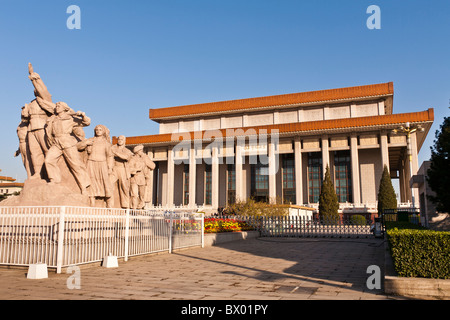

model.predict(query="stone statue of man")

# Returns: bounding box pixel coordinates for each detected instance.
[22,64,54,179]
[14,106,32,178]
[111,135,134,208]
[129,144,155,209]
[44,102,91,195]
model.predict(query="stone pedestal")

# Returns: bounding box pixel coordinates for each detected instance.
[0,178,90,207]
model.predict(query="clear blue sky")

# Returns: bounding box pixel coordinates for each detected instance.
[0,0,449,183]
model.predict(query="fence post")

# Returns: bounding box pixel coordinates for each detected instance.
[265,216,268,237]
[168,211,173,253]
[124,209,130,262]
[201,212,205,248]
[56,206,66,274]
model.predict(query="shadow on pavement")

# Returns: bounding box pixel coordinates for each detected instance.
[175,237,387,296]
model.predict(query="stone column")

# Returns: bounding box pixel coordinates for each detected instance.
[380,131,390,172]
[350,134,361,205]
[189,145,197,208]
[294,138,303,205]
[235,143,244,201]
[321,135,329,174]
[166,147,174,207]
[409,132,420,208]
[268,138,276,204]
[399,162,406,203]
[211,146,219,209]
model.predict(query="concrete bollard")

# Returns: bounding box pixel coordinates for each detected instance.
[27,263,48,279]
[102,254,118,268]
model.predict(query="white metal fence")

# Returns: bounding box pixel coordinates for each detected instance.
[224,215,373,238]
[0,206,203,273]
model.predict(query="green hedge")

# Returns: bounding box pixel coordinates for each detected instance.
[385,221,427,231]
[387,226,450,279]
[350,215,367,225]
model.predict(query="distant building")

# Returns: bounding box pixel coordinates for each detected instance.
[118,82,434,217]
[0,176,23,197]
[410,161,438,227]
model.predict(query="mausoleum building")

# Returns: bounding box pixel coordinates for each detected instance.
[119,82,434,216]
[0,175,24,197]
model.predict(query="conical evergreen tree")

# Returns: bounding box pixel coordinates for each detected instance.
[377,165,397,215]
[427,116,450,213]
[319,165,339,223]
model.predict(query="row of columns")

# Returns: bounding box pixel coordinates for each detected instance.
[153,131,418,208]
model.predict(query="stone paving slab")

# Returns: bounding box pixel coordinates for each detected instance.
[0,237,411,301]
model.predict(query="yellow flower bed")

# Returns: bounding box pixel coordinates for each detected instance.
[204,218,254,233]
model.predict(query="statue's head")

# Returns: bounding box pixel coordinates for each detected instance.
[117,135,126,146]
[94,124,110,142]
[55,102,71,114]
[133,144,144,154]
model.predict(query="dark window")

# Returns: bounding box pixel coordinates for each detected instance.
[205,164,212,205]
[183,164,189,206]
[227,164,236,205]
[251,163,269,202]
[308,152,322,203]
[282,154,296,204]
[334,151,352,203]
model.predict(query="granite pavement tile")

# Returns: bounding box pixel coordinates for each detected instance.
[0,237,410,301]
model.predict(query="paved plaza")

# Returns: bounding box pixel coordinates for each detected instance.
[0,237,410,300]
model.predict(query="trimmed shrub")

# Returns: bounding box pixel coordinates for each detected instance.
[225,198,289,217]
[350,215,367,226]
[387,227,450,279]
[385,221,427,230]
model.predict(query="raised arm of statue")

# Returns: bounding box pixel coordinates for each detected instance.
[36,96,56,115]
[79,112,91,127]
[28,63,52,102]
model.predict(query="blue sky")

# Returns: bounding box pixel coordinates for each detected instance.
[0,0,449,183]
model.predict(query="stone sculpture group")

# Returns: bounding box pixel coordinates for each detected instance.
[6,64,155,209]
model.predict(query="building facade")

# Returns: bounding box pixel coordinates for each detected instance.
[411,161,438,227]
[119,82,434,216]
[0,176,23,197]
